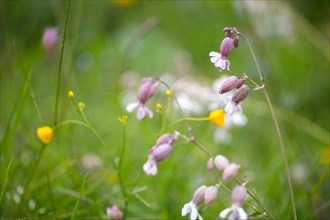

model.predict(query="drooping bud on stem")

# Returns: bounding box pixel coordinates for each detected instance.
[232,84,250,105]
[219,76,239,94]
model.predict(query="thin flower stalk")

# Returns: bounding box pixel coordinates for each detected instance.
[238,32,297,220]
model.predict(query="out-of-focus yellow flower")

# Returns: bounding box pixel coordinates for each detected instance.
[37,126,53,144]
[209,109,225,127]
[112,0,137,7]
[166,89,172,97]
[320,147,330,165]
[68,90,74,98]
[156,103,162,111]
[118,115,128,124]
[78,102,86,109]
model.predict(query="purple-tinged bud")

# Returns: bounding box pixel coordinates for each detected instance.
[232,84,249,105]
[137,78,158,104]
[233,36,240,48]
[223,27,233,37]
[42,27,58,57]
[231,185,247,206]
[207,158,214,172]
[235,77,247,89]
[151,144,173,162]
[223,163,240,180]
[156,134,176,146]
[214,155,229,172]
[204,185,218,204]
[220,37,234,58]
[219,76,239,94]
[192,185,207,205]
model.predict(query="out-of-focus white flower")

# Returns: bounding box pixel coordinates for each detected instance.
[220,185,248,220]
[81,154,103,171]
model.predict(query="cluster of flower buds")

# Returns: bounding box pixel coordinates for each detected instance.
[127,77,159,120]
[218,75,250,115]
[209,27,240,72]
[219,185,248,220]
[207,155,240,180]
[182,184,219,220]
[143,133,177,175]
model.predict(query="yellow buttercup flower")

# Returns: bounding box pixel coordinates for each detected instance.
[78,102,86,109]
[166,89,172,97]
[209,109,225,127]
[156,103,162,111]
[68,90,74,98]
[37,126,53,144]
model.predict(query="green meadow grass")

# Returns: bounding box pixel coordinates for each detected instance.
[1,1,329,219]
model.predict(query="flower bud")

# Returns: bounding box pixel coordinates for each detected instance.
[155,134,176,147]
[207,158,214,172]
[223,163,240,180]
[214,155,229,172]
[219,76,239,94]
[42,27,58,54]
[235,77,247,89]
[192,185,207,205]
[138,78,158,104]
[204,185,218,204]
[232,84,249,105]
[231,185,247,206]
[233,36,240,48]
[106,205,123,220]
[220,37,234,58]
[223,27,233,37]
[151,143,173,162]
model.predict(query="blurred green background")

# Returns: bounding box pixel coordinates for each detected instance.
[1,1,329,219]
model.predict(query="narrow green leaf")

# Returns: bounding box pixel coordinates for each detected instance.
[71,173,88,220]
[0,158,13,204]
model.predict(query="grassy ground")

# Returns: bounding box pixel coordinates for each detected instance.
[1,1,329,219]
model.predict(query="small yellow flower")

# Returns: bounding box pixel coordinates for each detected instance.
[118,115,128,124]
[156,103,162,111]
[78,102,86,109]
[68,90,74,98]
[37,126,53,144]
[166,89,172,97]
[320,147,330,165]
[209,109,225,127]
[112,0,137,7]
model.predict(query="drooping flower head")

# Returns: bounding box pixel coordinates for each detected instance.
[106,205,123,220]
[127,77,159,120]
[219,185,248,220]
[182,185,207,220]
[143,133,177,175]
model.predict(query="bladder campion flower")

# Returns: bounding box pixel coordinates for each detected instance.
[204,185,219,204]
[143,133,177,175]
[222,163,240,180]
[127,77,159,120]
[37,126,53,144]
[182,185,207,220]
[209,37,234,71]
[68,90,74,98]
[209,109,225,127]
[219,185,248,220]
[214,154,229,172]
[106,205,123,220]
[42,27,58,56]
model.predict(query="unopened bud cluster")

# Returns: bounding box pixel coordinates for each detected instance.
[208,154,241,180]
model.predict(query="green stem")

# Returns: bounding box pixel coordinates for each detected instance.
[54,0,71,126]
[118,123,128,219]
[240,32,297,220]
[168,117,210,129]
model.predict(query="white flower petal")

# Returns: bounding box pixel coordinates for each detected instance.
[209,51,220,57]
[219,207,232,219]
[219,59,226,70]
[182,203,193,216]
[210,56,220,63]
[190,207,198,220]
[238,207,248,220]
[226,60,231,71]
[126,102,138,112]
[143,157,158,175]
